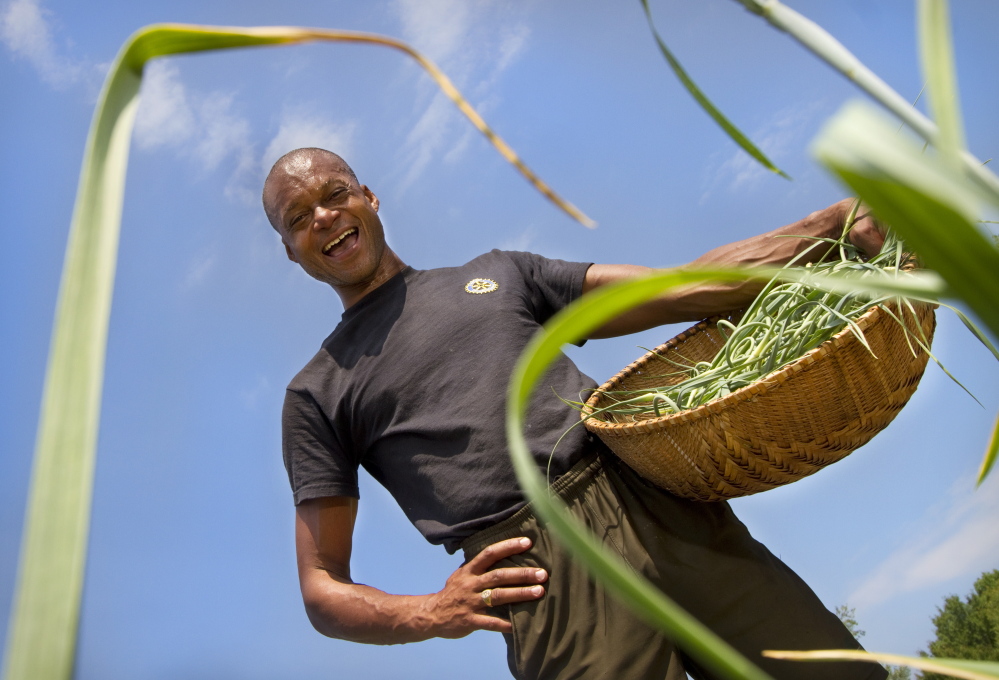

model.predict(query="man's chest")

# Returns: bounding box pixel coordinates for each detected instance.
[329,266,541,436]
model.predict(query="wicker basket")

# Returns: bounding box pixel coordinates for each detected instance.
[582,302,936,501]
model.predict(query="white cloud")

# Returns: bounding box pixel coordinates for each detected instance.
[399,94,455,188]
[134,60,255,188]
[181,252,216,291]
[393,0,471,69]
[134,61,196,149]
[495,25,528,78]
[213,108,359,207]
[196,95,252,171]
[0,0,83,87]
[390,0,531,190]
[260,111,357,177]
[499,226,536,252]
[700,100,825,201]
[239,375,271,410]
[848,471,999,608]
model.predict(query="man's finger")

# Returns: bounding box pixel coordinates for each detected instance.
[482,585,545,608]
[466,537,532,574]
[479,566,548,589]
[471,614,513,634]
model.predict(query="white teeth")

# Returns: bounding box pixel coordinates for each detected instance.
[323,228,357,254]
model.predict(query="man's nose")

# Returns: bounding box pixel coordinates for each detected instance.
[312,206,340,229]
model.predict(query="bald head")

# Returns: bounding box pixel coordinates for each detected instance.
[262,148,359,229]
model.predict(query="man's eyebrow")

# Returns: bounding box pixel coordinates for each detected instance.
[325,178,351,191]
[280,176,353,225]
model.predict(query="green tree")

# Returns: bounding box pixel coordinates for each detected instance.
[835,604,911,679]
[887,665,912,680]
[920,569,999,680]
[837,604,866,639]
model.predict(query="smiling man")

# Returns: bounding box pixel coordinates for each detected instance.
[263,147,887,680]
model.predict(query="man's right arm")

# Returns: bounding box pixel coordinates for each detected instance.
[295,497,548,644]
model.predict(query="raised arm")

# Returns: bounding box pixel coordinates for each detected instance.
[295,497,548,644]
[582,198,884,338]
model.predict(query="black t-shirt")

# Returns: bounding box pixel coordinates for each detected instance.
[282,250,600,553]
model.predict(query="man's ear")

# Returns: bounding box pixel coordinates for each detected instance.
[362,185,379,212]
[284,240,299,263]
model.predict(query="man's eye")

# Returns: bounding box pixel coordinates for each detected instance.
[289,214,306,228]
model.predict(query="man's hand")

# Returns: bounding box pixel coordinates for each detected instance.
[296,497,545,644]
[840,198,887,260]
[419,537,546,638]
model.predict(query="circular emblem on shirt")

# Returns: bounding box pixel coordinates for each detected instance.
[465,278,499,294]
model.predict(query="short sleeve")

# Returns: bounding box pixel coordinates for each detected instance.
[282,388,360,504]
[500,250,592,325]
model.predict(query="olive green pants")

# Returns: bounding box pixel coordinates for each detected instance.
[462,451,885,680]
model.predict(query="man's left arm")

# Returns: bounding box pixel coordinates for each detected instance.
[583,199,884,339]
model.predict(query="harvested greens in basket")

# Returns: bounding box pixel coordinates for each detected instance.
[583,222,938,424]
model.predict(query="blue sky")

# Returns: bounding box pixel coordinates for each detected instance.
[2,0,998,678]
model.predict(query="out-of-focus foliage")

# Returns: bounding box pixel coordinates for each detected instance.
[921,570,999,680]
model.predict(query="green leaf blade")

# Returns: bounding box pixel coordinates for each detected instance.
[2,47,142,680]
[979,412,999,485]
[737,0,999,206]
[4,23,593,680]
[917,0,966,162]
[813,101,999,483]
[507,267,778,680]
[640,0,790,180]
[812,102,999,343]
[122,24,298,70]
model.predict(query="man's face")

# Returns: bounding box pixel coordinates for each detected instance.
[265,154,388,292]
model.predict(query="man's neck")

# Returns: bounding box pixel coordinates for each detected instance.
[335,250,407,309]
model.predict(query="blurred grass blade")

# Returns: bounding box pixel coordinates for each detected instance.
[1,49,141,680]
[507,267,779,680]
[732,0,934,140]
[949,306,999,364]
[812,102,999,342]
[918,0,965,164]
[731,0,999,203]
[126,26,594,227]
[640,0,790,179]
[812,101,999,481]
[508,262,994,675]
[763,650,999,680]
[980,412,999,485]
[3,23,590,680]
[779,268,947,301]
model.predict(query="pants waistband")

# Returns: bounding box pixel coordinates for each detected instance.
[459,450,605,558]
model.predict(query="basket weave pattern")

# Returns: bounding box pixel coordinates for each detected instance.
[582,303,936,501]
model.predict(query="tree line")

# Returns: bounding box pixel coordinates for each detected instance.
[837,568,999,679]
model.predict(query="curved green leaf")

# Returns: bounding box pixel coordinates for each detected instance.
[812,102,999,344]
[506,262,989,678]
[731,0,999,205]
[507,267,785,680]
[918,0,965,165]
[813,102,999,482]
[640,0,790,180]
[2,23,590,680]
[980,413,999,485]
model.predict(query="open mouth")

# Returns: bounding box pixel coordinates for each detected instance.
[322,227,358,256]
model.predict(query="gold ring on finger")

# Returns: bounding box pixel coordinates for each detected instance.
[481,589,493,607]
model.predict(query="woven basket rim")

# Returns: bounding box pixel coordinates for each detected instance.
[581,302,929,436]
